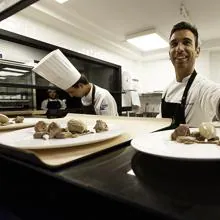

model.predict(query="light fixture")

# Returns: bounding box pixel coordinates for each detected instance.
[55,0,69,4]
[180,2,191,23]
[126,28,169,52]
[3,67,29,73]
[0,71,24,76]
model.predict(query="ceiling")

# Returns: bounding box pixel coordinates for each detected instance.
[16,0,220,61]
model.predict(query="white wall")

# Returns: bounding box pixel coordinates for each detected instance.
[137,50,212,93]
[0,14,139,74]
[137,58,173,93]
[196,50,211,78]
[0,39,48,62]
[210,51,220,83]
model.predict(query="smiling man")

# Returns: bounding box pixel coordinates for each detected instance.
[158,21,220,127]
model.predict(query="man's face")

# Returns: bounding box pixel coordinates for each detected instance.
[169,29,200,71]
[48,90,57,99]
[65,85,84,98]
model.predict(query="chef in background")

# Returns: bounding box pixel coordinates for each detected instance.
[157,21,220,127]
[33,49,118,116]
[41,88,66,111]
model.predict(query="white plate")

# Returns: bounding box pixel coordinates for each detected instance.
[0,123,123,149]
[0,118,44,131]
[131,128,220,160]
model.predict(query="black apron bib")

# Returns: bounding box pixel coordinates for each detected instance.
[82,85,96,115]
[47,100,61,110]
[159,70,197,131]
[46,100,62,118]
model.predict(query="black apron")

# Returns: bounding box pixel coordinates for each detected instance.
[158,70,197,131]
[47,99,61,110]
[46,100,62,118]
[82,85,96,115]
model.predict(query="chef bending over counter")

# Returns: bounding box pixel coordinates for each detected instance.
[33,49,118,116]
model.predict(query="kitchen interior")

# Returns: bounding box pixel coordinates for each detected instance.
[1,0,219,119]
[1,0,220,219]
[0,35,122,115]
[0,0,220,118]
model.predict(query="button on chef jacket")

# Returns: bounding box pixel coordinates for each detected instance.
[157,74,220,127]
[81,84,118,116]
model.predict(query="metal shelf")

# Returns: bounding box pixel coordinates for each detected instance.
[0,58,34,71]
[0,100,30,102]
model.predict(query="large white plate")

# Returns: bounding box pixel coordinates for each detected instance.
[0,123,123,149]
[131,128,220,160]
[0,118,45,131]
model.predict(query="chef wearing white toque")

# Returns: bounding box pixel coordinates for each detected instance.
[33,49,118,116]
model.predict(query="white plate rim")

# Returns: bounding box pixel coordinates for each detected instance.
[131,128,220,160]
[0,123,123,149]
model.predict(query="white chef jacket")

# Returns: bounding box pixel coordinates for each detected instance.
[157,74,220,127]
[81,84,118,116]
[41,99,66,110]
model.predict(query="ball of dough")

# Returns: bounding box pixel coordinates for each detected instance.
[34,121,47,132]
[47,122,62,138]
[0,113,9,124]
[93,120,108,133]
[199,122,216,140]
[67,119,87,134]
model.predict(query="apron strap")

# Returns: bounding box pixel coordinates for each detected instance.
[181,70,197,107]
[161,70,197,130]
[92,84,96,106]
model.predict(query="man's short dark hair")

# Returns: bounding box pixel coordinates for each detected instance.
[72,74,89,88]
[169,21,199,48]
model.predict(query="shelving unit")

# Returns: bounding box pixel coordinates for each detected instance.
[0,55,123,114]
[0,58,35,111]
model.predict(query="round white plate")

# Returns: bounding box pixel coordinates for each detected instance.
[0,123,123,149]
[131,128,220,160]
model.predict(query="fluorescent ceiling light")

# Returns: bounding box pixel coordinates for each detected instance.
[55,0,69,4]
[0,71,24,76]
[126,29,169,52]
[3,67,29,73]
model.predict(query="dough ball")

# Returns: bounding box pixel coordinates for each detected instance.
[67,119,87,134]
[199,122,216,140]
[93,120,108,133]
[0,114,9,124]
[34,121,48,132]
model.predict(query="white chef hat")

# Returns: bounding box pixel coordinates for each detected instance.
[47,83,56,92]
[33,49,81,90]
